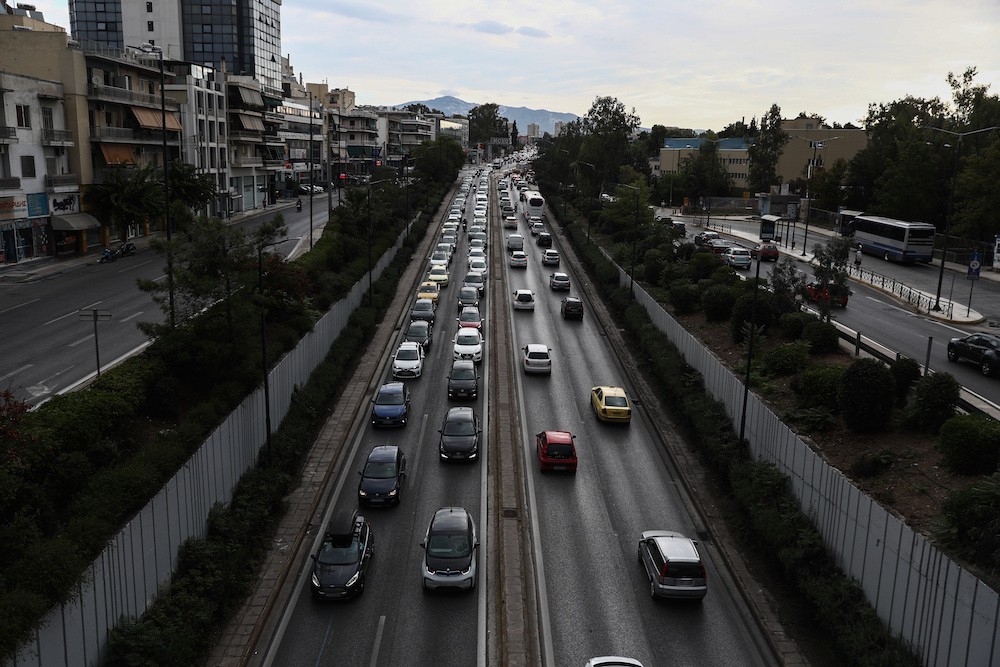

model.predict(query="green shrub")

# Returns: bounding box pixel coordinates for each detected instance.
[939,473,1000,568]
[668,283,701,314]
[850,449,894,478]
[793,365,845,410]
[890,357,923,406]
[837,359,895,432]
[689,250,723,281]
[905,372,960,434]
[730,289,775,343]
[762,341,811,377]
[702,285,738,322]
[802,320,841,354]
[779,311,817,340]
[938,414,1000,475]
[784,407,839,432]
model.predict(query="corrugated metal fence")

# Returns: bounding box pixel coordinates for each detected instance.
[9,230,409,667]
[624,259,999,667]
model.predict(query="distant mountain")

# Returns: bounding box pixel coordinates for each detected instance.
[396,95,579,136]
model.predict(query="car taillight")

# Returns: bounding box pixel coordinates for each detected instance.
[700,563,707,580]
[660,563,669,578]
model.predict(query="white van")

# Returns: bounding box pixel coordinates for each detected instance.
[506,233,524,253]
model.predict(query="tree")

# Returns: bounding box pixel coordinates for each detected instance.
[952,137,1000,239]
[167,160,219,223]
[410,136,465,185]
[83,163,163,241]
[767,256,806,314]
[578,96,640,189]
[747,104,789,193]
[405,103,441,115]
[510,120,519,150]
[808,236,852,321]
[468,103,507,146]
[810,158,849,213]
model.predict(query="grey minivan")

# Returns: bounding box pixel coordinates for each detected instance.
[637,530,707,600]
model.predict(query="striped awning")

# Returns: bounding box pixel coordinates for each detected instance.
[99,144,136,165]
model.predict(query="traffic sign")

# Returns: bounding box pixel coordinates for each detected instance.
[968,252,981,280]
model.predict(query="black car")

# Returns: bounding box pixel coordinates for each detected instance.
[420,507,478,591]
[357,445,407,506]
[536,232,553,248]
[561,297,584,320]
[410,298,436,325]
[310,509,373,600]
[447,360,479,400]
[438,406,481,461]
[457,286,480,311]
[404,319,433,350]
[947,333,1000,376]
[370,381,411,427]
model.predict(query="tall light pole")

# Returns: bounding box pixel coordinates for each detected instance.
[702,137,724,230]
[923,125,999,311]
[140,42,174,328]
[308,91,315,249]
[578,160,595,242]
[796,135,840,256]
[365,178,389,304]
[621,183,641,298]
[739,251,765,447]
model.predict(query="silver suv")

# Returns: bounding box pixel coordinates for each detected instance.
[637,530,707,600]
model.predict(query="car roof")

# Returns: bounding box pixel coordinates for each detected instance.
[430,507,471,533]
[451,359,476,370]
[541,430,574,444]
[552,272,568,278]
[378,381,404,393]
[398,341,421,351]
[525,343,548,353]
[564,296,581,303]
[367,445,399,463]
[446,406,475,421]
[594,385,627,397]
[641,530,701,561]
[407,319,429,331]
[419,281,438,289]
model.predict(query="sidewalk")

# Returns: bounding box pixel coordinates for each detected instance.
[0,199,301,283]
[686,213,989,325]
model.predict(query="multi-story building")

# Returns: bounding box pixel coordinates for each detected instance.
[226,75,268,211]
[776,116,867,189]
[377,108,435,167]
[325,88,378,180]
[439,116,469,151]
[274,98,322,192]
[655,137,751,192]
[526,122,539,139]
[69,0,282,95]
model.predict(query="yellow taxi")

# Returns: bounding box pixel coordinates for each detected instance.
[427,265,450,288]
[590,386,632,423]
[417,280,440,305]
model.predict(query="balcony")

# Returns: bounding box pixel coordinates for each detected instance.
[0,176,22,190]
[0,126,17,143]
[89,83,177,110]
[45,173,79,189]
[229,130,262,143]
[41,128,75,146]
[91,126,135,141]
[263,159,284,169]
[231,155,263,168]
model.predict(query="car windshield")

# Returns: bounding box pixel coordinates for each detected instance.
[317,539,360,566]
[452,368,476,380]
[460,313,479,323]
[427,533,471,558]
[376,390,404,406]
[363,460,397,479]
[397,348,419,361]
[407,322,427,335]
[457,333,480,345]
[414,302,432,312]
[605,396,628,407]
[444,419,476,436]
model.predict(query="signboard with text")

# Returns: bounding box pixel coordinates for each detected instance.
[0,195,28,221]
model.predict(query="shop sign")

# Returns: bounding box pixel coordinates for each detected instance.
[0,195,28,222]
[50,193,81,215]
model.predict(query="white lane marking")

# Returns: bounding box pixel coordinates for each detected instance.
[68,334,94,348]
[39,365,76,385]
[117,259,154,273]
[120,311,144,323]
[44,300,102,326]
[368,615,387,667]
[0,297,40,314]
[0,364,33,383]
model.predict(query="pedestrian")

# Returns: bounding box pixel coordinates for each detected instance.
[854,247,862,268]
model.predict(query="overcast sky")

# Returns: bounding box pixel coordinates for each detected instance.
[31,0,999,131]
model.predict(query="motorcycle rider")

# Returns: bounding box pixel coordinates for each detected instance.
[296,198,303,212]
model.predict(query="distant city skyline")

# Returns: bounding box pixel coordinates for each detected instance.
[28,0,1000,130]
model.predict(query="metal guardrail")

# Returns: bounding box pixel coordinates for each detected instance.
[846,265,954,319]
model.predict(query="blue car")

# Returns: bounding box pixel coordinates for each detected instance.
[371,382,411,427]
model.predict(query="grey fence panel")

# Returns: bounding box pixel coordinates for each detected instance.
[603,252,1000,665]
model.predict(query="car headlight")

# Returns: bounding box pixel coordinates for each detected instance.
[358,488,368,496]
[388,488,398,497]
[461,563,472,575]
[311,573,320,587]
[346,572,360,587]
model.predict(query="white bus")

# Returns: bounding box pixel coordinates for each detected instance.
[524,190,545,220]
[845,214,936,263]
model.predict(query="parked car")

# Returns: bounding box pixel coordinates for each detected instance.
[357,445,406,506]
[591,385,632,423]
[452,327,484,363]
[549,272,571,291]
[509,250,528,268]
[947,333,1000,376]
[536,430,578,473]
[410,298,436,324]
[370,382,411,427]
[447,359,479,399]
[512,289,535,311]
[804,280,850,308]
[722,247,753,270]
[438,406,481,461]
[523,343,552,374]
[403,319,432,351]
[391,341,424,379]
[561,297,584,320]
[751,242,780,261]
[637,530,707,600]
[310,509,373,600]
[420,507,478,591]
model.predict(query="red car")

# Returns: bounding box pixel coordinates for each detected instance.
[804,280,850,308]
[707,238,736,254]
[751,242,779,261]
[535,430,577,473]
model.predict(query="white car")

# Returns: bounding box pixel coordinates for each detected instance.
[429,251,449,269]
[467,248,487,264]
[468,257,488,276]
[453,327,484,363]
[391,341,425,379]
[541,249,560,266]
[512,289,535,311]
[522,343,552,374]
[530,221,545,236]
[509,250,528,268]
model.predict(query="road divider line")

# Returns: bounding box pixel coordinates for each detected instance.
[44,300,102,326]
[0,297,39,314]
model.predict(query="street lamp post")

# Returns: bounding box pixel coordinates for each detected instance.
[738,252,764,447]
[308,91,315,249]
[622,183,641,298]
[365,179,389,304]
[796,136,840,256]
[578,160,595,242]
[922,125,999,311]
[140,42,174,328]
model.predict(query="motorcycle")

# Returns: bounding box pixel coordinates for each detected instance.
[98,247,118,263]
[118,240,137,257]
[296,199,303,212]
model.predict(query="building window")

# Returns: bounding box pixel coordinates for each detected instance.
[201,4,211,12]
[15,105,30,128]
[20,155,36,178]
[146,1,152,10]
[202,24,212,33]
[147,20,154,31]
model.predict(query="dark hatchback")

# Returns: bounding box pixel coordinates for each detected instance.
[421,507,478,591]
[439,406,481,461]
[561,297,584,320]
[448,360,479,399]
[370,382,411,427]
[310,509,373,600]
[536,232,553,247]
[410,298,436,324]
[357,445,406,506]
[404,319,433,351]
[947,332,1000,377]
